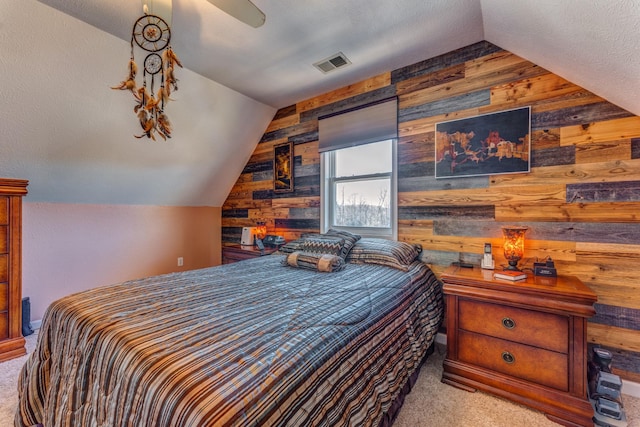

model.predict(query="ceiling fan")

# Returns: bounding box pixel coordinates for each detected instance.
[206,0,266,28]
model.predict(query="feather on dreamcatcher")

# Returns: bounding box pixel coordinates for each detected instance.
[112,12,182,140]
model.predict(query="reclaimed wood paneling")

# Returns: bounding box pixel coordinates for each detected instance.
[491,159,640,187]
[591,303,640,331]
[490,73,589,107]
[297,72,391,114]
[575,140,631,164]
[242,160,273,175]
[399,184,566,206]
[632,138,640,158]
[221,41,640,379]
[222,209,248,218]
[531,146,576,167]
[391,41,502,83]
[227,179,272,196]
[531,90,606,114]
[398,132,434,165]
[272,104,296,121]
[395,63,465,96]
[248,208,290,219]
[399,52,545,111]
[271,197,320,209]
[566,180,640,203]
[588,323,640,352]
[531,128,561,148]
[265,112,299,134]
[302,86,397,123]
[260,120,317,143]
[560,116,640,146]
[399,89,491,123]
[220,218,261,228]
[496,202,640,223]
[398,205,495,220]
[532,102,632,130]
[222,199,272,210]
[398,106,484,138]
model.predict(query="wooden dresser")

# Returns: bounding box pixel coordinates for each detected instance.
[0,178,28,362]
[441,265,597,427]
[222,244,279,264]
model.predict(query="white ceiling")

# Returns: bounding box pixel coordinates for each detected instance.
[35,0,640,114]
[5,0,640,208]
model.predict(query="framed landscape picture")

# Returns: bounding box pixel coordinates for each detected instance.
[273,141,294,193]
[435,106,531,179]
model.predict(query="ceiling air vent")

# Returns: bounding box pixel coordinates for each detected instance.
[313,52,352,74]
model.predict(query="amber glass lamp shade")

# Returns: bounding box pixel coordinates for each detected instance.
[255,221,267,241]
[502,226,528,271]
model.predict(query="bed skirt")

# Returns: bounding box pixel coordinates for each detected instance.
[377,342,436,427]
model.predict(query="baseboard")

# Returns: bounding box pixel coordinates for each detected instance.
[30,319,42,330]
[435,332,640,399]
[623,378,640,398]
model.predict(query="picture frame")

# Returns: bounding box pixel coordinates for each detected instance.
[435,106,531,179]
[273,141,294,193]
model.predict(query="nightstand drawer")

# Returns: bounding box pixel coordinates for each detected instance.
[458,299,568,353]
[0,312,7,340]
[458,330,569,391]
[0,226,6,253]
[0,283,6,311]
[0,254,6,283]
[0,197,7,225]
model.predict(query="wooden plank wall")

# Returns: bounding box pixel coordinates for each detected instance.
[222,41,640,382]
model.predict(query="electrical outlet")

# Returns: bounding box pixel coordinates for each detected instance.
[177,257,183,267]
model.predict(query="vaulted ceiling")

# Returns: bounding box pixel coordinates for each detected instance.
[36,0,640,114]
[3,0,639,207]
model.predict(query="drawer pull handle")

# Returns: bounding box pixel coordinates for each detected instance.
[502,351,515,364]
[502,317,516,329]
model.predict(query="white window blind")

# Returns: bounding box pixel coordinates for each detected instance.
[318,98,398,153]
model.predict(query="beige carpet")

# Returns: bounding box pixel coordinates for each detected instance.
[1,333,639,426]
[395,345,640,427]
[0,332,38,427]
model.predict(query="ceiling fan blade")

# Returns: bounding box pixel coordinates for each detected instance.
[206,0,265,28]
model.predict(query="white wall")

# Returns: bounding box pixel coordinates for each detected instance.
[22,203,221,320]
[0,0,276,206]
[0,0,276,318]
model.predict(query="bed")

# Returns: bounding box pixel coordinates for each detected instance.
[16,236,444,427]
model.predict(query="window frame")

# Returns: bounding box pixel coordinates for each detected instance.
[320,138,398,239]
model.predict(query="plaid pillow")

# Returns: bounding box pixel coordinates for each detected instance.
[282,251,346,272]
[346,238,422,271]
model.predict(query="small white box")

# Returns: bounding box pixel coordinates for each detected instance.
[241,227,256,246]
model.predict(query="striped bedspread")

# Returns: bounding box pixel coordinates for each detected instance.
[16,255,444,427]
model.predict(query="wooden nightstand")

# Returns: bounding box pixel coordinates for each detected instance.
[222,244,279,264]
[441,265,597,427]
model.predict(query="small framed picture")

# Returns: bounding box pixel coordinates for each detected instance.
[273,141,294,193]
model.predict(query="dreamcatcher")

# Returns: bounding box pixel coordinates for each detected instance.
[112,13,182,140]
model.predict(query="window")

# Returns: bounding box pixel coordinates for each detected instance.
[321,139,397,238]
[318,98,398,238]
